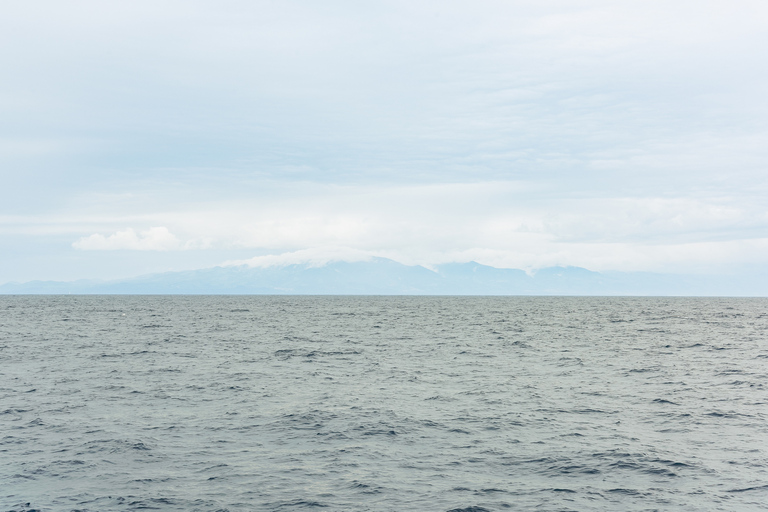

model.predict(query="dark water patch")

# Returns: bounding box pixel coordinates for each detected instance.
[705,411,740,418]
[606,488,643,495]
[6,504,42,512]
[1,408,30,415]
[124,497,180,509]
[274,349,362,360]
[649,458,693,468]
[726,484,768,492]
[349,481,384,494]
[271,499,329,509]
[606,457,681,477]
[78,439,154,454]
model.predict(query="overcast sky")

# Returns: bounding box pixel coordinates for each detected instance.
[2,0,767,282]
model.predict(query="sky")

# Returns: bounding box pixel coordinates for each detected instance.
[2,0,767,283]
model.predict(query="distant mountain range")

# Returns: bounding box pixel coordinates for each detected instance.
[1,258,765,295]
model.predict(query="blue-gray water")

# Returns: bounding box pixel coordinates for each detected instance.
[2,296,767,512]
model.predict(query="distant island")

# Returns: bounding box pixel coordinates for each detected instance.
[1,258,764,296]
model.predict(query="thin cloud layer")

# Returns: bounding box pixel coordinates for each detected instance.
[225,247,377,269]
[73,227,181,251]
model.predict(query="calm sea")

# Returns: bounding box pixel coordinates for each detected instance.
[1,296,767,512]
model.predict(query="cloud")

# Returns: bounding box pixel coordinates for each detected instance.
[224,247,377,268]
[50,179,768,271]
[73,227,181,251]
[221,236,768,276]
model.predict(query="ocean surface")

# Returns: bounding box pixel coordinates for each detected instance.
[1,296,767,512]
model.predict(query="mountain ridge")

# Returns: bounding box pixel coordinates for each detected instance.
[0,258,765,296]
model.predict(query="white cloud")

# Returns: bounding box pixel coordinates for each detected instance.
[221,236,768,276]
[224,247,377,268]
[72,227,181,251]
[48,179,768,271]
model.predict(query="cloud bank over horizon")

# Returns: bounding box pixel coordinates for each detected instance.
[63,182,768,275]
[1,1,767,283]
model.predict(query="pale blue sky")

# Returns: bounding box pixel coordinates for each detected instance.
[2,0,767,282]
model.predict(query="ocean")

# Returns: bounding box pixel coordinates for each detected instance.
[1,296,767,511]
